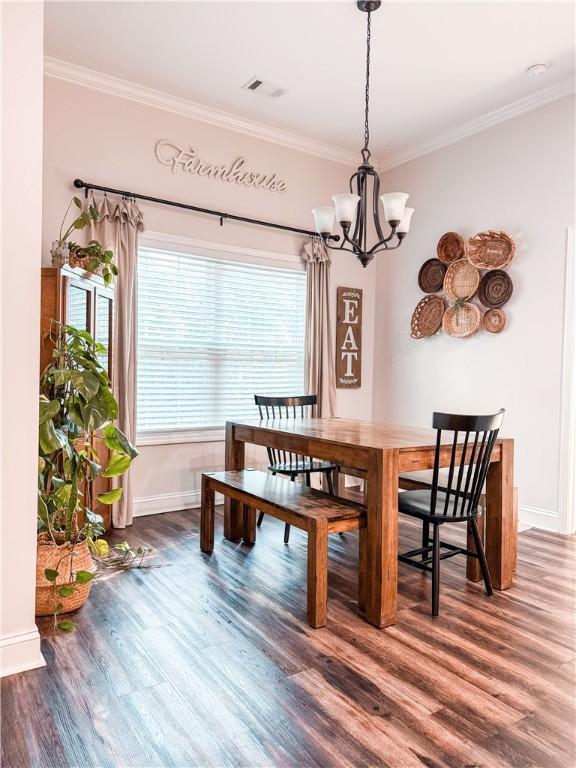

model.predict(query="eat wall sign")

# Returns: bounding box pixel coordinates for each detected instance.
[335,287,362,389]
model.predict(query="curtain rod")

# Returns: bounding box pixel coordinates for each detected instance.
[73,179,339,243]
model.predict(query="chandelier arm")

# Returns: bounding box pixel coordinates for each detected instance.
[372,171,386,242]
[351,170,362,244]
[368,239,402,258]
[340,224,363,252]
[323,239,359,256]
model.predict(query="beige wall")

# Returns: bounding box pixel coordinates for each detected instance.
[373,95,575,531]
[1,1,45,676]
[42,77,375,514]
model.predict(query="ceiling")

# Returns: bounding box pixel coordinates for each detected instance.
[44,1,575,167]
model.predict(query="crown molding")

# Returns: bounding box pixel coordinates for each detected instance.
[45,57,574,174]
[378,76,575,172]
[43,57,358,168]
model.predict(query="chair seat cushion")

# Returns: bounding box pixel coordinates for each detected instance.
[270,459,337,474]
[399,489,481,522]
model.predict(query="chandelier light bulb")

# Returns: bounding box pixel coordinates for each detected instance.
[332,193,361,224]
[396,207,415,234]
[312,206,336,235]
[381,193,409,225]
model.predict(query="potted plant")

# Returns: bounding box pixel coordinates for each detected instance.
[37,323,138,630]
[50,196,118,287]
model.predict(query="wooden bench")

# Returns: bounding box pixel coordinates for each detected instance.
[201,469,367,628]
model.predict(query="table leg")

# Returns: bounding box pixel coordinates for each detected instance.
[365,449,399,628]
[466,515,483,582]
[224,422,245,541]
[243,506,256,545]
[485,439,515,590]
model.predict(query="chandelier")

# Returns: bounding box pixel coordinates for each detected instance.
[312,0,414,267]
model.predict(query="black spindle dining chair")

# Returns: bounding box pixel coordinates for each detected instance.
[254,394,338,544]
[398,409,505,616]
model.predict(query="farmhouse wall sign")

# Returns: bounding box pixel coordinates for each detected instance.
[335,286,362,389]
[155,140,288,193]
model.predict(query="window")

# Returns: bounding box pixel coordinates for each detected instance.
[137,241,306,439]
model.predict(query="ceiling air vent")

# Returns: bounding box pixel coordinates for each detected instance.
[242,77,285,99]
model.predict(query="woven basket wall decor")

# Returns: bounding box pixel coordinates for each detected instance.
[442,302,481,338]
[478,270,513,308]
[467,230,515,269]
[418,258,446,293]
[35,534,94,616]
[483,308,506,333]
[443,259,480,301]
[411,295,445,339]
[437,232,466,264]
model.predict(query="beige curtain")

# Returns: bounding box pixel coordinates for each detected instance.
[302,237,336,417]
[90,196,144,528]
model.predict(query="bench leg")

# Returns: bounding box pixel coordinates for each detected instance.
[243,505,257,545]
[307,519,328,628]
[358,526,367,613]
[201,476,215,553]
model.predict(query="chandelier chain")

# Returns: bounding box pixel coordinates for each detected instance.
[362,10,371,163]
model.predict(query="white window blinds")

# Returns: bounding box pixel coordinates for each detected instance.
[137,245,307,435]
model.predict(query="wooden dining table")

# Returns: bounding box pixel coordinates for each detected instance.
[223,417,515,629]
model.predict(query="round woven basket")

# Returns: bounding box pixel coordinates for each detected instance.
[411,295,445,339]
[483,308,506,333]
[35,534,94,617]
[478,270,513,308]
[418,258,446,293]
[467,231,515,270]
[442,302,481,338]
[443,259,480,301]
[437,232,466,265]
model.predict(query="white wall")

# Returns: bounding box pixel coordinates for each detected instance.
[374,95,575,531]
[0,1,45,677]
[42,77,375,517]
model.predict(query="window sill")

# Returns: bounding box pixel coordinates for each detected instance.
[136,429,225,447]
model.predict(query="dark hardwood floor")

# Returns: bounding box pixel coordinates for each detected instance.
[2,507,575,768]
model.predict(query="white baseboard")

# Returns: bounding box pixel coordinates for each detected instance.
[134,490,201,517]
[133,489,227,517]
[519,505,559,533]
[0,628,45,679]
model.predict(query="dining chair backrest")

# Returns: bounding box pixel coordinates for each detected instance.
[254,394,317,470]
[429,409,505,518]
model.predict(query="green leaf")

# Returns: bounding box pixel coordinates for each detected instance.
[50,368,75,386]
[75,570,94,584]
[102,424,139,459]
[75,371,100,401]
[73,211,89,230]
[97,487,123,505]
[85,509,104,525]
[73,196,82,208]
[38,495,50,529]
[64,467,79,540]
[98,384,118,420]
[58,585,75,598]
[44,569,59,582]
[54,603,63,614]
[39,398,60,425]
[57,620,76,632]
[39,421,67,454]
[81,396,111,432]
[102,453,132,478]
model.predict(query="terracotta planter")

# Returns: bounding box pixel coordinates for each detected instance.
[35,534,94,617]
